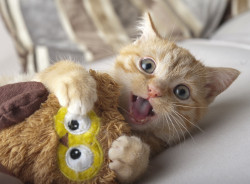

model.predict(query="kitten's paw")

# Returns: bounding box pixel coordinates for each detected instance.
[54,72,97,115]
[108,135,150,183]
[34,61,97,115]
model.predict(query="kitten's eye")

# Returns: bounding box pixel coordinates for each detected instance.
[140,58,156,74]
[174,85,190,100]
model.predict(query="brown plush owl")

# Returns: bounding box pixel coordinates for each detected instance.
[0,70,130,184]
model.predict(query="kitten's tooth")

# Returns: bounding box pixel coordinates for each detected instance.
[132,95,137,102]
[150,109,155,116]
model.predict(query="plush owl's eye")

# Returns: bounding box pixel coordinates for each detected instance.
[140,58,156,74]
[68,120,79,131]
[174,85,190,100]
[66,146,93,172]
[70,148,81,159]
[64,113,91,135]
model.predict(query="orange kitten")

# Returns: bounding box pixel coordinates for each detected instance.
[34,13,239,183]
[113,13,240,155]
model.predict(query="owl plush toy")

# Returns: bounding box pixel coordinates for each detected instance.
[0,70,130,184]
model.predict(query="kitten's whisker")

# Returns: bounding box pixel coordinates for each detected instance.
[159,118,170,143]
[172,110,196,143]
[172,101,204,106]
[172,104,208,109]
[165,114,173,139]
[164,114,175,144]
[170,114,186,143]
[168,115,181,143]
[171,34,178,44]
[161,115,167,129]
[174,110,204,133]
[165,114,176,144]
[164,114,174,143]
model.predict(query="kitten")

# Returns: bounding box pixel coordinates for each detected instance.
[34,13,239,183]
[112,13,240,154]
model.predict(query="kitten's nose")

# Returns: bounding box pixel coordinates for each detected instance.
[148,84,162,98]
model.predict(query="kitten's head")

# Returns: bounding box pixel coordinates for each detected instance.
[113,13,239,143]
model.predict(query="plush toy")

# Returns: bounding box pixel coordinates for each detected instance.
[0,70,130,184]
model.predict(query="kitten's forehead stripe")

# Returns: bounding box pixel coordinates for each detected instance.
[168,56,181,72]
[155,62,168,79]
[115,61,131,73]
[120,50,140,57]
[159,50,167,61]
[129,58,139,73]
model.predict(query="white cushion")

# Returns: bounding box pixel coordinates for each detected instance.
[211,11,250,45]
[136,39,250,184]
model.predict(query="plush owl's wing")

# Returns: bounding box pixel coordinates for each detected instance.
[0,82,49,130]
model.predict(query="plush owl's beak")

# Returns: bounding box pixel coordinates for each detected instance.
[59,133,68,147]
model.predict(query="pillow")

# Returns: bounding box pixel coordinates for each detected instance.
[211,11,250,45]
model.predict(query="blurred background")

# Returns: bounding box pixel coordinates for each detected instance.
[0,0,250,75]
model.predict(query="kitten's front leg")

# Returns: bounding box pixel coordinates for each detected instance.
[109,135,150,183]
[34,61,97,115]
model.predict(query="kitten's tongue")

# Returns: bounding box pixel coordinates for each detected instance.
[131,97,153,122]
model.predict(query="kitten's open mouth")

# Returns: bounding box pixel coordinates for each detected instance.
[129,94,155,125]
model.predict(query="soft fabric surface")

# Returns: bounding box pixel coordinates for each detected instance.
[211,11,250,44]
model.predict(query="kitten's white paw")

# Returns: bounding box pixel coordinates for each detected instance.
[34,61,97,116]
[54,73,97,115]
[109,135,150,183]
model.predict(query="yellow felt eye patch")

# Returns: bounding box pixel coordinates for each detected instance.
[54,107,103,181]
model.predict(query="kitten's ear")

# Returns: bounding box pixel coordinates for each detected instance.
[205,67,240,103]
[136,12,161,42]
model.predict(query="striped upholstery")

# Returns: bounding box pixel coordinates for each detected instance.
[1,0,242,73]
[0,0,151,73]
